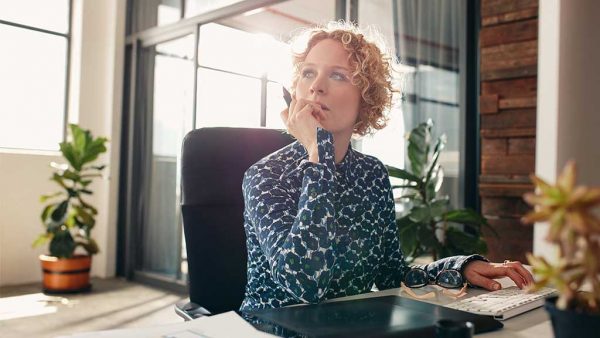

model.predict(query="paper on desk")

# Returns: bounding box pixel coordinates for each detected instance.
[56,311,277,338]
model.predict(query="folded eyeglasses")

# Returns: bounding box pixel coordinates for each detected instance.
[400,268,467,299]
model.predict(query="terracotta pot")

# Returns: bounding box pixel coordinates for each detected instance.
[39,254,92,293]
[545,296,600,338]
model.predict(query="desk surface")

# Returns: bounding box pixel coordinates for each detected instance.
[322,276,553,337]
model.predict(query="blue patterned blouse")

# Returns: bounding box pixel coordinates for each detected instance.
[240,128,484,311]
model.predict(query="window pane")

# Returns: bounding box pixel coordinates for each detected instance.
[141,34,194,277]
[184,0,243,18]
[358,0,465,209]
[0,24,67,150]
[0,0,69,33]
[265,81,286,129]
[417,65,459,104]
[198,23,273,78]
[153,37,195,157]
[355,0,407,173]
[195,68,261,128]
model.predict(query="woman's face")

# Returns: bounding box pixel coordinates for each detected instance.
[294,38,361,137]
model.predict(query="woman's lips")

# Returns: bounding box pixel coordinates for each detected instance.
[316,103,330,111]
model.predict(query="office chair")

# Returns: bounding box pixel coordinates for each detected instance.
[175,127,294,320]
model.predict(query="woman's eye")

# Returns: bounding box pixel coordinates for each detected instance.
[331,72,347,81]
[301,69,315,78]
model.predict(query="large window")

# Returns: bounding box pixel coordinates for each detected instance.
[0,0,71,151]
[119,0,336,289]
[195,23,291,129]
[358,0,475,210]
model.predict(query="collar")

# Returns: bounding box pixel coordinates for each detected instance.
[288,141,355,179]
[335,144,355,179]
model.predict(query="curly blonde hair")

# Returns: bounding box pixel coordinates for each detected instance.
[290,21,399,136]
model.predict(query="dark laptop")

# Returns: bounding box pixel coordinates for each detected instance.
[244,295,503,337]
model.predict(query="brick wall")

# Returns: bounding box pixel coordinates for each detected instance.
[479,0,538,262]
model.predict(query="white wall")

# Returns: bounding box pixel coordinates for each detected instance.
[0,0,126,286]
[0,151,63,285]
[535,0,600,260]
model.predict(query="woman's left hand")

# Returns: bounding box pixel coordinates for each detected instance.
[463,260,535,291]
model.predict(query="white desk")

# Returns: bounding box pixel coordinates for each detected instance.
[60,278,554,337]
[323,276,554,337]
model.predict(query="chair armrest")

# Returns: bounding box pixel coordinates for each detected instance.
[175,299,212,321]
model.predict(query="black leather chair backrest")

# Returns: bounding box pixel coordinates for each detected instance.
[181,127,294,315]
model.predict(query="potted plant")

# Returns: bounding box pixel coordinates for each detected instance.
[32,124,108,293]
[386,119,493,261]
[522,160,600,337]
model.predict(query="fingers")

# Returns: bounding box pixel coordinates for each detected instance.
[505,261,535,286]
[463,260,535,291]
[280,108,289,125]
[288,99,321,126]
[282,98,323,153]
[467,272,502,291]
[501,266,527,289]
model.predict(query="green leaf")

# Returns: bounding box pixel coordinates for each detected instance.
[417,224,438,248]
[40,192,63,203]
[59,142,78,171]
[386,165,421,183]
[397,216,420,259]
[78,198,98,215]
[444,208,486,225]
[399,225,418,260]
[74,205,95,227]
[407,120,433,176]
[444,209,498,237]
[32,233,52,248]
[49,228,75,258]
[66,188,78,198]
[81,138,108,165]
[61,124,108,171]
[430,198,450,219]
[77,238,99,255]
[408,205,431,223]
[446,228,487,255]
[51,173,68,189]
[425,178,437,201]
[65,209,77,228]
[72,124,89,160]
[424,135,446,185]
[62,169,81,182]
[40,204,54,223]
[50,200,69,223]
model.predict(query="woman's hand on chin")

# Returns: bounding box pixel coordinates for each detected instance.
[281,97,325,163]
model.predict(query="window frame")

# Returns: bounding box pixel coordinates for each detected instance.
[0,0,72,151]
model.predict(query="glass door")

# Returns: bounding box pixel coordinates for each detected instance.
[131,34,195,286]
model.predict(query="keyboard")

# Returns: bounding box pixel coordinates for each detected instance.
[445,286,558,320]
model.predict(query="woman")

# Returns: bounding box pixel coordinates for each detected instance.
[239,22,533,312]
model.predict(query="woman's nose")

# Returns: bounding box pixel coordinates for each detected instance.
[309,77,327,95]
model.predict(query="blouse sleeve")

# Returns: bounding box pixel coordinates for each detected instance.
[374,163,487,290]
[243,128,338,304]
